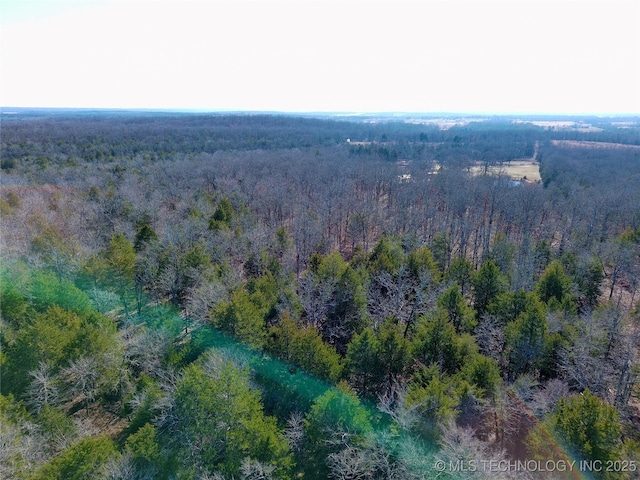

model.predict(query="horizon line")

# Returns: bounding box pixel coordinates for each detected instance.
[2,106,639,118]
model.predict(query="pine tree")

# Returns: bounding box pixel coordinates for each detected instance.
[472,260,506,315]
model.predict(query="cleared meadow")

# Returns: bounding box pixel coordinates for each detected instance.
[470,160,541,182]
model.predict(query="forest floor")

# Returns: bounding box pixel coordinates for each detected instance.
[79,403,129,439]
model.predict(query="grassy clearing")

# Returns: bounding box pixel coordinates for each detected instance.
[552,140,640,150]
[470,160,541,182]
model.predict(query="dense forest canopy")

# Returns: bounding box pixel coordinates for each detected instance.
[1,110,639,479]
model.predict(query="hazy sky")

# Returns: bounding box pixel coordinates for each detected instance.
[1,0,639,114]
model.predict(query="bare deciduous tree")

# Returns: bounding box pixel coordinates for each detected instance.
[436,421,526,480]
[368,266,437,336]
[239,457,276,480]
[62,356,101,413]
[298,272,336,330]
[284,411,305,453]
[26,362,60,413]
[327,445,374,480]
[99,454,156,480]
[185,281,228,324]
[475,315,506,365]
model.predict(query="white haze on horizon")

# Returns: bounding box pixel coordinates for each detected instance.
[1,0,639,115]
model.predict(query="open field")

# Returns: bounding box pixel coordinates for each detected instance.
[405,118,487,129]
[552,140,640,150]
[470,160,541,182]
[514,120,603,132]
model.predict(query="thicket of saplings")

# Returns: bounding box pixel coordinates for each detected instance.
[1,113,639,479]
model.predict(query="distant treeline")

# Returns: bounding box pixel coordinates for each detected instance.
[2,112,639,168]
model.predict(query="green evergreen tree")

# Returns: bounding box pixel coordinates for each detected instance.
[472,260,506,315]
[209,196,235,230]
[346,320,411,397]
[412,312,473,375]
[576,257,604,310]
[460,354,502,399]
[406,365,471,431]
[268,313,343,382]
[377,319,412,390]
[3,305,117,397]
[552,390,623,470]
[213,288,266,349]
[124,423,162,474]
[487,232,516,275]
[437,283,476,333]
[504,295,548,378]
[133,223,158,252]
[331,264,368,342]
[430,232,452,271]
[488,289,530,323]
[445,257,474,296]
[408,245,441,283]
[174,354,292,477]
[303,383,373,478]
[31,436,117,480]
[345,327,384,397]
[533,240,552,275]
[368,237,405,275]
[536,260,572,305]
